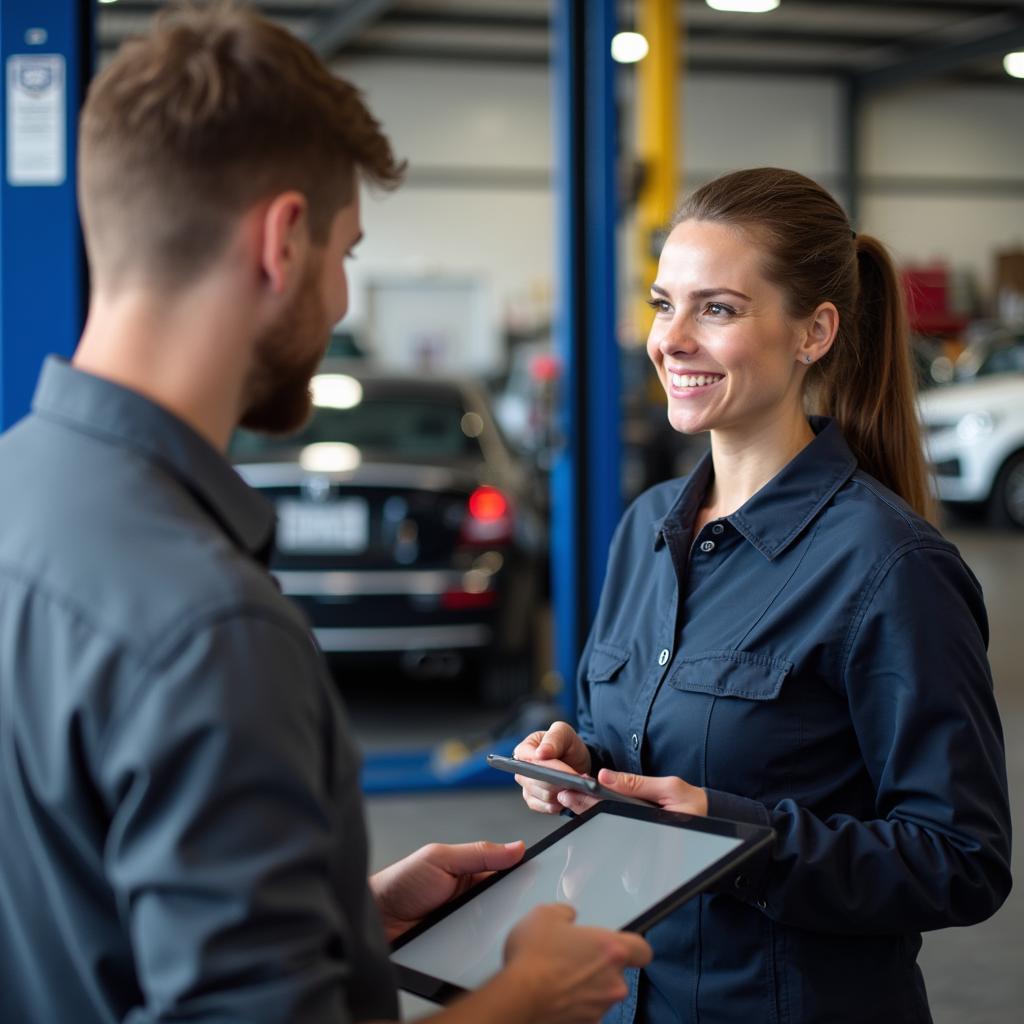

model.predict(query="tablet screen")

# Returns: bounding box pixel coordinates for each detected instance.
[391,811,744,991]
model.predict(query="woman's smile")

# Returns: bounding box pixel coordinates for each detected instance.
[667,370,725,397]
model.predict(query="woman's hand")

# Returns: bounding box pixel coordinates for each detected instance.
[558,769,709,817]
[513,721,593,814]
[370,840,526,942]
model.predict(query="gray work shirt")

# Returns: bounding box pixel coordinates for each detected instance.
[0,357,399,1023]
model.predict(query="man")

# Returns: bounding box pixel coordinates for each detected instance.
[0,5,649,1023]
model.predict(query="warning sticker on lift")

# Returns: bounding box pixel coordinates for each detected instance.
[6,54,66,186]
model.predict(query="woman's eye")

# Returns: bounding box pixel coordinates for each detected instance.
[646,297,671,313]
[703,302,734,317]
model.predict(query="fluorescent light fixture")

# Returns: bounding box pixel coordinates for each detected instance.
[1004,52,1024,79]
[98,0,120,5]
[311,374,362,410]
[706,0,780,13]
[299,442,361,473]
[611,31,650,64]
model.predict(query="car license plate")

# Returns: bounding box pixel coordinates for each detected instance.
[276,498,369,553]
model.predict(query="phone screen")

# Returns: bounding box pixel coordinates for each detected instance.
[391,811,742,991]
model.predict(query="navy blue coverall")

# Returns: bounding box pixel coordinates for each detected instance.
[579,418,1011,1024]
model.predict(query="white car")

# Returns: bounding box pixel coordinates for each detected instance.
[918,373,1024,528]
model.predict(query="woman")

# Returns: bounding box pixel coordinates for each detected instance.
[514,168,1011,1024]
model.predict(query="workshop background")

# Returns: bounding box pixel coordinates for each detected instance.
[2,2,1022,1022]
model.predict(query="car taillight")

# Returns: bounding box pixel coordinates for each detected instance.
[461,486,513,544]
[441,588,499,610]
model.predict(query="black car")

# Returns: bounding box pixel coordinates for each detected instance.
[231,362,546,704]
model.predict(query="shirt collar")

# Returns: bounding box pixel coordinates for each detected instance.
[652,417,858,560]
[32,357,277,562]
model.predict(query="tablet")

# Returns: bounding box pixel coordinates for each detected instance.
[391,802,774,1004]
[486,753,653,807]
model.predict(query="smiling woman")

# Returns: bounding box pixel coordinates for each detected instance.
[661,167,931,524]
[511,168,1012,1024]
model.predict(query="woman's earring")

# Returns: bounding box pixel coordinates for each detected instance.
[804,355,813,364]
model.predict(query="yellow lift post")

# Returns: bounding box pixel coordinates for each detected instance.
[635,0,681,335]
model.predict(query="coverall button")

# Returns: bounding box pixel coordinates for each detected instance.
[658,648,670,666]
[700,540,716,553]
[631,732,640,750]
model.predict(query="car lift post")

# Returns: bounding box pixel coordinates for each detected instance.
[0,0,91,431]
[362,0,621,793]
[549,0,621,718]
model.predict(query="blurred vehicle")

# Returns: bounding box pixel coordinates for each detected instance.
[492,339,558,463]
[953,326,1024,382]
[918,373,1024,528]
[231,362,547,703]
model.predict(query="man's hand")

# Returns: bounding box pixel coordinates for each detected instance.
[370,840,525,942]
[513,721,593,814]
[500,904,652,1024]
[557,769,708,817]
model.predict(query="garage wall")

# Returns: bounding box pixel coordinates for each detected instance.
[859,84,1024,299]
[335,59,554,354]
[679,73,844,187]
[334,57,1024,351]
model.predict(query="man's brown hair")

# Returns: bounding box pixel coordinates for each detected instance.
[78,1,404,291]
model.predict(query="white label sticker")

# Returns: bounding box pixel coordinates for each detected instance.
[6,54,66,186]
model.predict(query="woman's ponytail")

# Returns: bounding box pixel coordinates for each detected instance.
[815,235,934,521]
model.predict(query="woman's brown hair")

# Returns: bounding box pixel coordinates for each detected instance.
[675,167,933,521]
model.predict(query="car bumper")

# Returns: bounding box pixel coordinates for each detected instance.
[925,428,1014,503]
[312,624,492,652]
[274,568,500,655]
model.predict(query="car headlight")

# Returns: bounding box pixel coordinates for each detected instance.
[956,411,997,441]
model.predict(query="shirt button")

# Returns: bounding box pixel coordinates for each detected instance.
[711,523,725,535]
[700,539,716,553]
[756,899,768,911]
[631,733,640,750]
[733,874,749,890]
[658,648,670,666]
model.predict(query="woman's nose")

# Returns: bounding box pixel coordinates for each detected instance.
[659,320,700,356]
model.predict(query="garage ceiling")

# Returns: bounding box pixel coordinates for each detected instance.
[97,0,1024,86]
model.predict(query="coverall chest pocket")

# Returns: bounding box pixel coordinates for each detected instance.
[666,650,796,798]
[583,641,633,746]
[667,650,791,699]
[587,641,631,684]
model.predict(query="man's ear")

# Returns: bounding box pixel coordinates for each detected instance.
[259,191,310,296]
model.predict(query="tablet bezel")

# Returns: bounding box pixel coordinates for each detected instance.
[390,801,774,1004]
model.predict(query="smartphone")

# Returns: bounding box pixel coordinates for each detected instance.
[486,753,653,807]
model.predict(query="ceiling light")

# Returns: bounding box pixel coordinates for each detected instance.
[1004,52,1024,79]
[706,0,780,13]
[611,32,649,64]
[98,0,120,5]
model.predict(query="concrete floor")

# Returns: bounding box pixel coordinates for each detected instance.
[354,526,1022,1024]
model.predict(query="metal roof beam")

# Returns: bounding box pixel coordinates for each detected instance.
[107,1,332,17]
[855,14,1024,93]
[306,0,397,59]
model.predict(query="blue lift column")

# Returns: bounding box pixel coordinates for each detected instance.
[0,0,91,430]
[550,0,621,719]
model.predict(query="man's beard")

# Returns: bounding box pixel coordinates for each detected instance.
[240,262,331,435]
